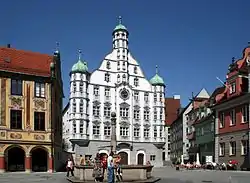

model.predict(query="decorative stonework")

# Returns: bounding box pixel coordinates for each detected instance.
[10,133,22,139]
[26,145,30,150]
[34,99,45,109]
[34,134,45,140]
[1,79,6,125]
[0,132,5,137]
[10,96,22,108]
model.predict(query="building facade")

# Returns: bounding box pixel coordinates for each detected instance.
[164,95,181,162]
[214,46,250,169]
[194,87,225,164]
[0,46,63,172]
[63,17,166,167]
[186,88,210,162]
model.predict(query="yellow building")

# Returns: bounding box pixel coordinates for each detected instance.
[0,45,64,172]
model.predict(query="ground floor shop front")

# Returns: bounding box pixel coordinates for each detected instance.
[0,144,53,172]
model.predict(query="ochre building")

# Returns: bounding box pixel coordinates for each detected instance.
[0,45,63,172]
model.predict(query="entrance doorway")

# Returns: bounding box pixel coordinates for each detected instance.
[6,146,25,171]
[31,147,48,172]
[118,152,128,165]
[137,153,144,165]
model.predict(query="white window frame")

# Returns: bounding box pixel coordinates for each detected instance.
[229,82,236,94]
[93,125,100,135]
[219,142,225,156]
[241,140,248,155]
[134,91,139,101]
[241,105,249,123]
[72,100,76,113]
[134,109,140,120]
[73,82,77,92]
[93,105,100,116]
[144,128,150,138]
[154,93,157,102]
[35,82,45,98]
[219,112,225,128]
[79,120,84,133]
[134,128,140,137]
[93,86,99,96]
[229,141,236,156]
[104,87,110,97]
[134,78,139,86]
[104,73,110,82]
[153,127,157,137]
[73,121,76,133]
[120,127,129,136]
[120,107,129,117]
[104,106,111,117]
[79,82,83,93]
[79,99,84,113]
[104,126,111,136]
[154,110,157,120]
[144,110,150,120]
[230,110,236,126]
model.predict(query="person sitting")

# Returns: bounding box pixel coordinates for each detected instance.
[93,153,104,182]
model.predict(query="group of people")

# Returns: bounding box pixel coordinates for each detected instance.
[65,151,123,183]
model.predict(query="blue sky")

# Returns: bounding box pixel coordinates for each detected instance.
[1,0,250,106]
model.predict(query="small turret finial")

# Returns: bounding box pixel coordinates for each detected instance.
[118,16,122,24]
[78,49,82,60]
[155,65,158,74]
[232,57,235,64]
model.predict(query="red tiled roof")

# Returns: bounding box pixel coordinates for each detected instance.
[0,47,53,77]
[165,98,181,126]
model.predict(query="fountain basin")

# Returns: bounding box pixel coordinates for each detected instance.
[69,165,157,182]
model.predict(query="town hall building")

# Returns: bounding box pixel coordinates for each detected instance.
[62,17,167,167]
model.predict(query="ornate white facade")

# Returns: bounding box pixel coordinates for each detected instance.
[63,17,167,167]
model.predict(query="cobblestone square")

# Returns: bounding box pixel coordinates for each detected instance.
[1,167,250,183]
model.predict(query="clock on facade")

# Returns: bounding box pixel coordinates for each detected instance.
[120,88,130,100]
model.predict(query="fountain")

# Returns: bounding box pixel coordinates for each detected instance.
[67,112,160,183]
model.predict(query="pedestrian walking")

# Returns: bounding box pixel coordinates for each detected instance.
[66,157,74,177]
[107,151,114,183]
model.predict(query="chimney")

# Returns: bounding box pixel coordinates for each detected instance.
[173,95,180,100]
[7,44,11,48]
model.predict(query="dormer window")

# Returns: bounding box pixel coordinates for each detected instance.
[134,78,139,87]
[106,61,111,69]
[229,82,236,94]
[104,73,110,82]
